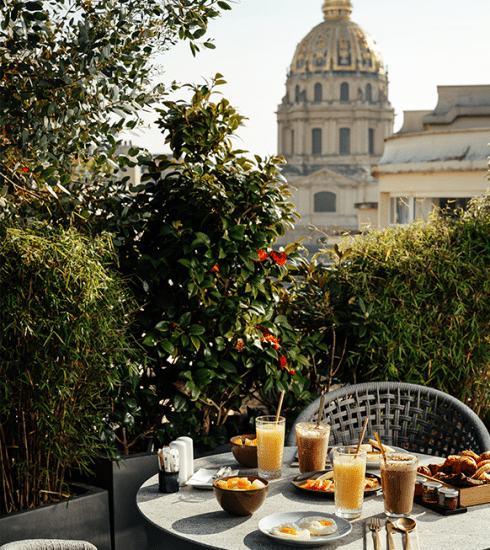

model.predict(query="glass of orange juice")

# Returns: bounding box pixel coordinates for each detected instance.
[332,446,367,519]
[256,415,286,479]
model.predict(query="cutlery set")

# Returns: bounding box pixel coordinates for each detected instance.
[369,517,416,550]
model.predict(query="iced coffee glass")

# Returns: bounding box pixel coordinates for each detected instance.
[295,422,331,473]
[380,452,418,518]
[333,446,367,520]
[256,415,286,479]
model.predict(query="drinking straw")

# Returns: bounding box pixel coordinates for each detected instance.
[355,418,369,457]
[316,395,326,427]
[275,390,285,425]
[374,431,387,463]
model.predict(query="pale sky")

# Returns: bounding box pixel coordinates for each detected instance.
[121,0,490,159]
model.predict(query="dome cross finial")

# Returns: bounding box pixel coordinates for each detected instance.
[323,0,353,20]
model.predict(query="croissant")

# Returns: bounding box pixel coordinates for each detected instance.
[417,465,432,477]
[472,462,490,480]
[477,451,490,463]
[461,450,480,461]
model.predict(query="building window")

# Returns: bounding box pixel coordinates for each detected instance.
[339,127,350,155]
[314,192,336,212]
[368,128,374,154]
[340,82,349,101]
[390,197,411,225]
[314,83,323,102]
[365,83,372,103]
[295,85,300,102]
[291,129,295,155]
[312,128,322,155]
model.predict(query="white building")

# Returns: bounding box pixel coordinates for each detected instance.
[374,85,490,228]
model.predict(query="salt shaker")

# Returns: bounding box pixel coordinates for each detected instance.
[169,440,188,486]
[176,436,194,479]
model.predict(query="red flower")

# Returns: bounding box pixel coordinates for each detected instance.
[279,356,287,369]
[235,338,245,352]
[254,250,268,262]
[21,167,29,172]
[270,250,287,266]
[211,264,219,272]
[290,369,296,376]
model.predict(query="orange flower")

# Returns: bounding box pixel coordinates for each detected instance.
[254,250,268,262]
[262,333,280,350]
[211,264,219,272]
[270,250,287,266]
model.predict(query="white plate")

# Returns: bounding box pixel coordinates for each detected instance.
[258,511,352,546]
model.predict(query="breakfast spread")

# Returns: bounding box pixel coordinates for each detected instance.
[269,517,338,540]
[417,450,490,487]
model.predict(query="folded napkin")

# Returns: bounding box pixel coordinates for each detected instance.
[185,468,239,489]
[365,519,420,550]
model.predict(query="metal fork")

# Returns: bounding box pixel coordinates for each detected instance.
[369,518,381,550]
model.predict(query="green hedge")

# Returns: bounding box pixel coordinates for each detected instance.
[289,196,490,424]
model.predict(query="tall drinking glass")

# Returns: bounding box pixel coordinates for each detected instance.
[333,446,367,520]
[256,415,286,479]
[380,452,418,517]
[295,422,331,473]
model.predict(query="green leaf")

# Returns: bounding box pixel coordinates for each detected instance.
[160,339,176,355]
[189,324,205,335]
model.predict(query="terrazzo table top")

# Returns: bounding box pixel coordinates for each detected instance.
[137,447,490,550]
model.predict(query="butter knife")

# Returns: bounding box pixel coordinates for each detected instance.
[386,521,396,550]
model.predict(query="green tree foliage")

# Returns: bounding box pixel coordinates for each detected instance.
[290,197,490,423]
[0,0,230,201]
[98,78,314,449]
[0,221,143,513]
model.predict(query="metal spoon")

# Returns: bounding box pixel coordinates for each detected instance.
[395,517,416,550]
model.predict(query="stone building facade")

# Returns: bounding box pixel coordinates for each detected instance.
[276,0,394,248]
[374,85,490,228]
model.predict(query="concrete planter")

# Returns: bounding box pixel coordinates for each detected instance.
[0,482,111,550]
[79,452,160,550]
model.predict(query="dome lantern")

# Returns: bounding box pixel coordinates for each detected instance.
[323,0,353,20]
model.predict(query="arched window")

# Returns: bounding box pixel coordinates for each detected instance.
[314,83,323,102]
[295,85,300,102]
[340,82,349,101]
[314,192,336,212]
[312,128,322,155]
[291,130,295,155]
[365,83,372,103]
[339,127,350,155]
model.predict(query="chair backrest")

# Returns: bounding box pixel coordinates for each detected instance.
[286,381,490,457]
[0,541,97,550]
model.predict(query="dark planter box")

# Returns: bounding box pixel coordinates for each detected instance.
[0,482,111,550]
[77,452,160,550]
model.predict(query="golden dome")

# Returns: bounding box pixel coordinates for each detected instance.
[290,0,385,76]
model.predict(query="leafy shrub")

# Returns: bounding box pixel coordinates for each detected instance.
[0,221,141,513]
[290,196,490,423]
[100,78,316,449]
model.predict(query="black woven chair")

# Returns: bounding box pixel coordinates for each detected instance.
[286,381,490,457]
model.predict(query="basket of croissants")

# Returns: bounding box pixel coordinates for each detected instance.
[418,450,490,488]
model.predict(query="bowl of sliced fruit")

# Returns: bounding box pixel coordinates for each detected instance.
[213,475,268,516]
[230,434,258,468]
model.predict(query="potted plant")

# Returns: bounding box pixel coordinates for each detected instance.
[0,220,142,549]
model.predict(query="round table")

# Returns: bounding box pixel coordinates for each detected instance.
[137,447,490,550]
